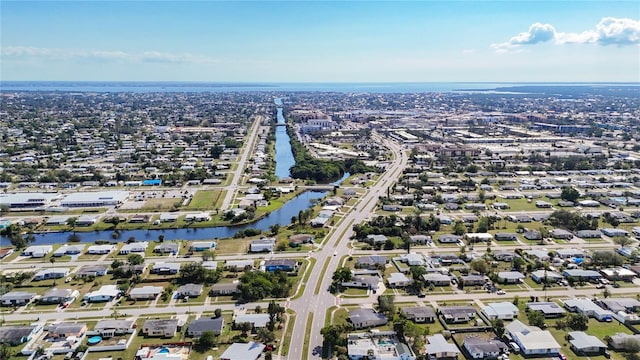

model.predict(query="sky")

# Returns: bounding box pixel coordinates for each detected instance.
[1,1,639,82]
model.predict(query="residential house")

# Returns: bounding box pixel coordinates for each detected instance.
[355,255,389,269]
[555,248,585,259]
[52,244,85,257]
[33,268,70,281]
[94,319,136,338]
[190,241,216,252]
[151,262,180,275]
[175,284,203,299]
[598,298,640,313]
[568,331,607,355]
[562,269,602,281]
[505,320,561,356]
[497,271,525,284]
[348,309,388,329]
[551,228,573,240]
[249,239,275,253]
[83,285,121,302]
[481,302,519,320]
[142,319,179,338]
[439,306,476,324]
[382,204,401,212]
[426,334,461,360]
[234,313,270,329]
[187,317,224,337]
[264,259,297,272]
[22,245,53,258]
[0,291,36,306]
[0,325,39,346]
[459,275,486,287]
[40,288,78,304]
[129,285,163,300]
[387,273,413,288]
[154,243,179,254]
[210,283,240,296]
[462,337,508,360]
[564,298,614,322]
[601,228,629,237]
[401,307,436,323]
[225,260,254,271]
[526,302,566,318]
[47,322,87,338]
[400,253,428,266]
[220,342,265,360]
[423,273,452,286]
[76,264,109,278]
[438,234,462,244]
[366,234,389,245]
[289,234,314,247]
[530,270,563,284]
[601,267,637,281]
[347,331,416,360]
[608,333,640,351]
[494,233,518,241]
[342,273,381,291]
[86,244,116,255]
[120,241,149,254]
[409,235,432,244]
[493,251,515,262]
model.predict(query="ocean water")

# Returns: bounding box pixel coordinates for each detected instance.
[2,81,634,93]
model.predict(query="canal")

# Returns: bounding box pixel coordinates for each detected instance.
[2,98,328,245]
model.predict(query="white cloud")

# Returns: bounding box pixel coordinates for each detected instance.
[491,17,640,52]
[1,46,219,64]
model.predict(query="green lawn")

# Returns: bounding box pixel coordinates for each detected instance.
[186,190,224,210]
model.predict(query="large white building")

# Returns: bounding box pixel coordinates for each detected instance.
[0,193,57,209]
[61,191,129,208]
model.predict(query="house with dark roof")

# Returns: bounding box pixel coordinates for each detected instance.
[0,291,35,306]
[0,325,39,346]
[264,259,297,272]
[438,306,476,324]
[187,317,224,337]
[459,275,486,287]
[40,288,78,304]
[462,337,508,359]
[348,309,388,329]
[47,322,87,338]
[401,307,436,323]
[210,283,240,296]
[76,264,109,277]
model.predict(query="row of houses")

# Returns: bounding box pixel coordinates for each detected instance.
[20,240,216,258]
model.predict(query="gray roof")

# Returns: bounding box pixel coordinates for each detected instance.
[42,288,73,298]
[188,317,224,333]
[0,291,36,301]
[439,306,476,318]
[219,342,265,360]
[527,302,566,315]
[94,320,135,330]
[401,306,436,319]
[426,334,460,355]
[568,331,606,350]
[176,283,203,294]
[48,322,86,336]
[349,309,388,324]
[498,271,525,280]
[0,325,36,343]
[464,337,507,354]
[143,319,178,332]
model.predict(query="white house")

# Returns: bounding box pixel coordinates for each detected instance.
[505,320,560,356]
[481,302,519,320]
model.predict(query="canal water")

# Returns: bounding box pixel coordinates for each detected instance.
[1,97,329,245]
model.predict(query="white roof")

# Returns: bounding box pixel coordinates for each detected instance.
[219,342,265,360]
[61,191,129,204]
[507,320,560,351]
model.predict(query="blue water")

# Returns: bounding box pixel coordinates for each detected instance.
[274,107,295,178]
[10,190,328,245]
[2,81,622,93]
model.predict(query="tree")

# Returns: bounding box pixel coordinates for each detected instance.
[127,253,144,266]
[470,259,489,275]
[196,331,217,349]
[614,236,633,248]
[493,319,505,338]
[321,325,347,349]
[561,187,580,202]
[214,308,222,318]
[527,310,545,328]
[158,234,165,242]
[453,220,467,236]
[201,249,215,261]
[0,343,14,360]
[377,295,395,316]
[566,313,588,331]
[269,224,280,235]
[257,328,276,343]
[237,322,252,336]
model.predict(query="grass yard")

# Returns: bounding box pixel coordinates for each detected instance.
[186,190,224,210]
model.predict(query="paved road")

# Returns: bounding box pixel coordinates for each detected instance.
[219,115,263,211]
[287,133,409,360]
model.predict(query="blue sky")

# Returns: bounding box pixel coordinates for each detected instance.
[1,1,639,82]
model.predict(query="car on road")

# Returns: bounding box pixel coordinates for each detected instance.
[559,354,567,360]
[497,290,506,295]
